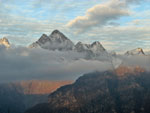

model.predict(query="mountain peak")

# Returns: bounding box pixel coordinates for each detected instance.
[30,30,74,50]
[74,41,107,58]
[125,48,145,56]
[0,37,9,42]
[51,29,61,34]
[75,42,89,47]
[75,42,91,52]
[136,48,144,52]
[50,30,69,41]
[0,37,10,47]
[38,34,50,44]
[42,34,48,37]
[29,30,107,54]
[76,41,83,45]
[91,41,106,52]
[91,41,101,46]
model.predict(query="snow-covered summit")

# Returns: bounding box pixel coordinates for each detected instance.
[0,37,10,48]
[90,41,106,54]
[50,30,69,41]
[75,42,90,52]
[125,48,145,56]
[75,41,106,54]
[29,30,74,50]
[74,41,108,60]
[29,30,109,60]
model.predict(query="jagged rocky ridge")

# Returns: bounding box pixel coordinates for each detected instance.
[125,48,145,56]
[29,30,74,51]
[29,30,149,58]
[0,30,149,57]
[0,30,148,58]
[25,67,150,113]
[29,30,108,58]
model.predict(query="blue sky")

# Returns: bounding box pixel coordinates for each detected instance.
[0,0,150,52]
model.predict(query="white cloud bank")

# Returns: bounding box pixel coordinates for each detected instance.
[0,45,150,83]
[0,46,113,83]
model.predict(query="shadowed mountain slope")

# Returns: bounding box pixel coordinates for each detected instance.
[26,67,150,113]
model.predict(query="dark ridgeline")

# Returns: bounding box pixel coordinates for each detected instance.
[25,68,150,113]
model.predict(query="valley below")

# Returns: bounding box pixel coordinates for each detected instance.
[0,80,72,113]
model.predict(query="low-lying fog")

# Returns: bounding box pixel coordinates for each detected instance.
[0,45,150,82]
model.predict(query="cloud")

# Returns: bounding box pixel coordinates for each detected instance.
[125,0,142,4]
[0,45,149,83]
[131,19,150,26]
[66,0,146,32]
[0,46,113,83]
[67,0,130,32]
[118,55,150,71]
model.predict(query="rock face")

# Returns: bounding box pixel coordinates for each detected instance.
[125,48,145,56]
[29,30,74,51]
[74,41,108,59]
[0,37,10,48]
[115,66,145,76]
[75,42,91,52]
[29,30,109,59]
[0,80,72,113]
[75,41,106,53]
[26,68,150,113]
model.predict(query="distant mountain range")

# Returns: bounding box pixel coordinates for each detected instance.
[0,30,149,57]
[29,30,109,59]
[25,66,150,113]
[29,30,149,56]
